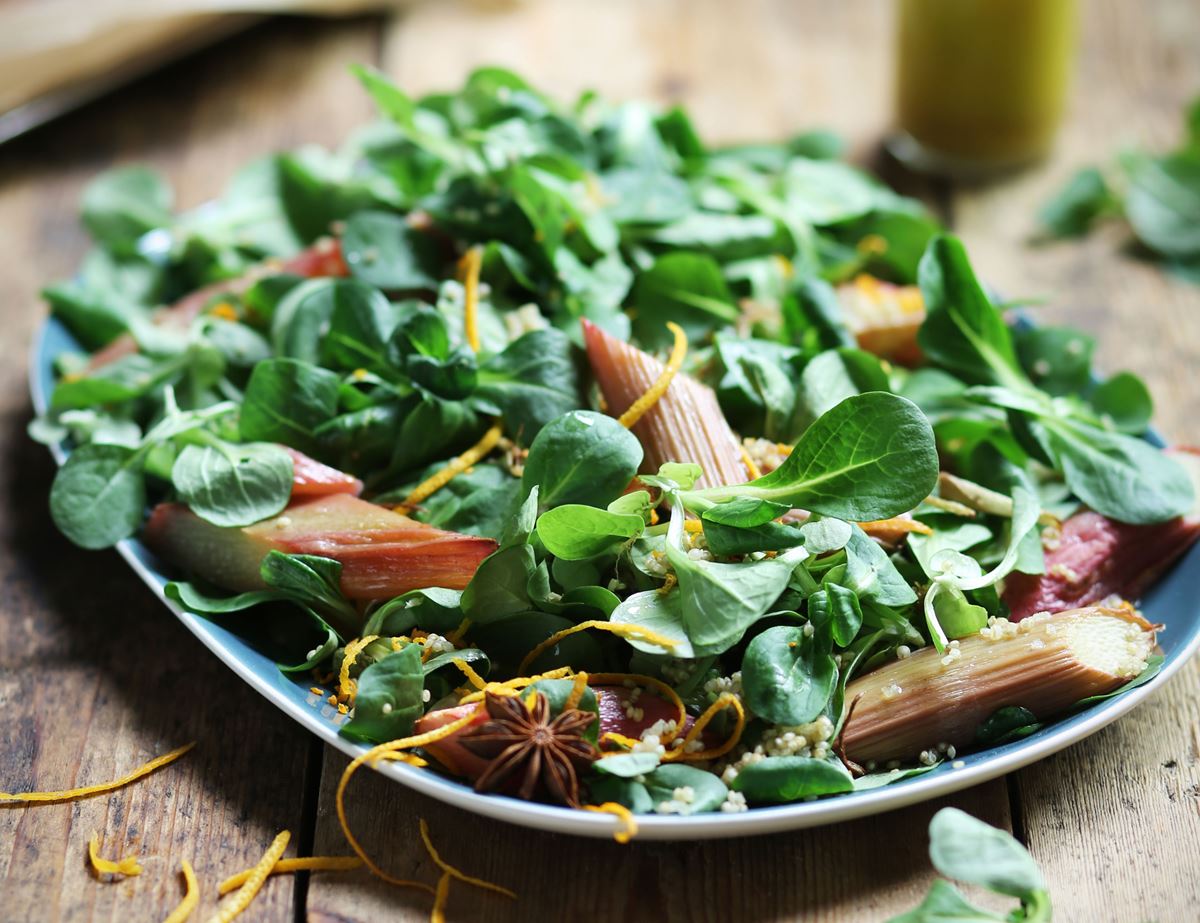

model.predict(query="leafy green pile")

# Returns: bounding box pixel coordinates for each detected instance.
[33,66,1190,818]
[1039,94,1200,280]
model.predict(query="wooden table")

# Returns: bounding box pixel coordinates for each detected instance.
[2,2,1198,920]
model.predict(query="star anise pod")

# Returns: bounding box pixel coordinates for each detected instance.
[459,691,599,808]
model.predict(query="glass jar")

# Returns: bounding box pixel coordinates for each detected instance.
[891,0,1078,176]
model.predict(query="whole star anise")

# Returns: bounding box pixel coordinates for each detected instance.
[459,690,599,807]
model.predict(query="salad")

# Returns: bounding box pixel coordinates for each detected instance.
[33,66,1200,826]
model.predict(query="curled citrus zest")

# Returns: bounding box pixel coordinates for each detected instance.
[583,802,638,844]
[447,617,473,645]
[858,516,934,537]
[338,635,380,702]
[88,831,142,878]
[163,860,199,923]
[397,421,504,511]
[208,302,238,322]
[218,856,363,895]
[376,751,429,767]
[430,871,452,923]
[455,667,575,705]
[206,829,290,923]
[739,444,763,481]
[518,623,677,674]
[563,671,589,711]
[336,709,485,894]
[0,742,195,804]
[450,658,489,691]
[459,246,483,353]
[418,817,516,899]
[663,693,745,762]
[683,520,704,533]
[588,672,687,748]
[617,322,687,429]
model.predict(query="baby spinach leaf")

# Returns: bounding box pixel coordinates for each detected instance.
[642,212,786,262]
[170,440,293,528]
[609,589,695,658]
[461,544,537,623]
[825,583,863,646]
[701,497,792,528]
[522,410,643,509]
[886,879,1009,923]
[928,808,1046,900]
[340,644,426,743]
[916,235,1025,388]
[1037,166,1117,238]
[475,328,583,439]
[731,757,854,803]
[406,462,522,539]
[1125,151,1200,258]
[1038,417,1193,524]
[592,751,662,778]
[1014,325,1095,397]
[239,358,340,455]
[341,210,441,290]
[974,706,1040,745]
[795,347,889,429]
[259,551,359,628]
[318,279,401,375]
[844,525,918,607]
[692,392,938,523]
[641,763,729,814]
[666,508,806,655]
[363,587,464,637]
[165,581,282,614]
[278,625,340,674]
[586,776,655,815]
[82,166,172,252]
[799,517,852,554]
[701,518,806,557]
[1088,371,1153,434]
[741,624,836,725]
[49,443,147,549]
[536,505,645,560]
[631,251,739,348]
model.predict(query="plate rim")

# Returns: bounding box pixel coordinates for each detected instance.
[28,317,1200,841]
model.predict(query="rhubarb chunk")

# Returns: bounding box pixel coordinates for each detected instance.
[837,275,925,366]
[840,606,1157,764]
[582,319,748,488]
[87,238,349,371]
[285,447,363,497]
[143,493,494,598]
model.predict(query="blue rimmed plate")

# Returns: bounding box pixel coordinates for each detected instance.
[29,315,1200,840]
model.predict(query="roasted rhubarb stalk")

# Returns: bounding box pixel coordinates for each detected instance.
[840,607,1157,764]
[143,493,495,598]
[836,274,925,366]
[582,319,748,487]
[86,238,349,371]
[284,447,364,498]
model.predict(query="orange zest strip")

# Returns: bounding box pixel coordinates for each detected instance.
[858,517,934,538]
[563,671,589,711]
[336,709,485,894]
[517,622,677,675]
[162,860,199,923]
[447,617,473,645]
[583,802,638,844]
[739,444,763,481]
[617,322,688,429]
[1,742,195,805]
[430,871,452,923]
[376,751,429,767]
[88,831,142,878]
[207,830,290,923]
[460,246,483,353]
[418,818,516,899]
[455,668,575,705]
[397,421,504,510]
[338,636,380,702]
[450,657,489,691]
[599,731,642,751]
[663,693,745,763]
[588,672,687,749]
[218,856,363,896]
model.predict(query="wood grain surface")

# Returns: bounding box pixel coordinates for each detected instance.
[1,1,1197,921]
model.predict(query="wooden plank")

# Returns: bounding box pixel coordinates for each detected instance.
[0,16,381,922]
[306,3,1011,921]
[948,2,1200,921]
[309,749,1012,923]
